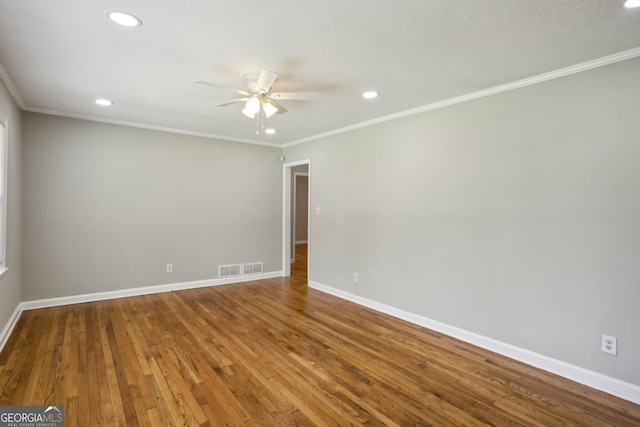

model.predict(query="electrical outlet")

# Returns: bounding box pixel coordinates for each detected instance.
[166,264,173,273]
[601,334,617,355]
[353,273,359,283]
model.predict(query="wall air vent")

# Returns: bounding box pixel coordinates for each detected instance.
[242,262,264,275]
[219,264,241,277]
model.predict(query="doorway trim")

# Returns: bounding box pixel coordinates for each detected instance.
[282,159,310,277]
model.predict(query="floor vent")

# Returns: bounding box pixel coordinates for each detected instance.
[242,262,263,275]
[219,264,241,277]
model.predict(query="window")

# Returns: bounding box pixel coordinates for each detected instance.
[0,113,7,276]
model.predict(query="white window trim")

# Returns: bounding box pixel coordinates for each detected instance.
[0,111,8,279]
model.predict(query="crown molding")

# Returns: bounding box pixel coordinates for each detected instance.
[5,47,640,149]
[25,107,283,148]
[0,61,26,109]
[283,47,640,148]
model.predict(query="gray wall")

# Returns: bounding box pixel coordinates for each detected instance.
[284,57,640,385]
[23,113,282,300]
[0,77,22,332]
[295,174,308,242]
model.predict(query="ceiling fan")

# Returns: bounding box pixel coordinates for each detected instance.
[195,69,318,121]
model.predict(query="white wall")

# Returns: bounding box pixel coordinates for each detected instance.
[22,113,282,300]
[284,57,640,386]
[0,77,22,339]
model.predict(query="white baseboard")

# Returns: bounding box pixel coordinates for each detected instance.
[0,271,282,353]
[4,275,638,405]
[309,280,640,406]
[0,304,23,353]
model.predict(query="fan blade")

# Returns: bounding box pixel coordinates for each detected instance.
[269,91,319,100]
[255,69,278,94]
[194,80,250,96]
[216,98,249,107]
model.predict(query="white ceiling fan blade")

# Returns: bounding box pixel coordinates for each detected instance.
[216,98,249,107]
[255,69,278,94]
[269,91,319,100]
[194,80,250,96]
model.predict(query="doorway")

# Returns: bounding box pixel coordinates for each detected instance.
[282,160,310,282]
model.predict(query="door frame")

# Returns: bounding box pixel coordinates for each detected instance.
[282,159,311,277]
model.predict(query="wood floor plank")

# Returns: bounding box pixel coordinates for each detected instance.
[240,289,494,424]
[86,303,107,425]
[1,245,640,425]
[152,294,254,424]
[25,307,63,405]
[97,304,126,426]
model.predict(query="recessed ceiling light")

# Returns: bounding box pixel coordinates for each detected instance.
[265,128,277,135]
[362,91,379,99]
[625,0,640,7]
[108,11,142,27]
[95,99,113,106]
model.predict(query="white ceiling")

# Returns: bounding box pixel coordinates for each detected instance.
[0,1,639,146]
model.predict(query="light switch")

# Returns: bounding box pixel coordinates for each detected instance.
[315,207,320,216]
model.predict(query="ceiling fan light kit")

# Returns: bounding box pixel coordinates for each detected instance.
[242,96,262,118]
[241,107,255,119]
[262,101,279,118]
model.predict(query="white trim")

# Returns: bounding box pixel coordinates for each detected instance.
[282,159,311,277]
[0,271,282,353]
[0,304,22,353]
[295,240,308,245]
[5,49,639,149]
[25,107,282,148]
[0,58,277,148]
[309,280,640,405]
[0,61,26,109]
[0,112,8,271]
[3,275,637,404]
[283,47,640,148]
[20,271,282,311]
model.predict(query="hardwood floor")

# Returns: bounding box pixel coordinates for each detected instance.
[1,247,639,425]
[292,243,308,283]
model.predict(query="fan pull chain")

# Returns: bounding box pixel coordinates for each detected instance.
[256,105,266,135]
